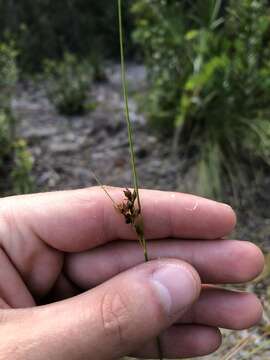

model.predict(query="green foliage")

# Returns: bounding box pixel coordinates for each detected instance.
[44,53,93,116]
[0,42,18,109]
[0,42,33,195]
[132,0,188,133]
[11,139,34,195]
[88,52,107,82]
[133,0,270,199]
[0,111,33,195]
[0,0,133,73]
[0,110,14,158]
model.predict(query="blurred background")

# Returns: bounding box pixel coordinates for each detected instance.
[0,0,269,358]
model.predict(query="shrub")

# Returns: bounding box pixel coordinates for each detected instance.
[0,42,33,195]
[11,139,34,195]
[0,110,33,195]
[132,0,270,199]
[44,53,93,116]
[0,0,134,73]
[0,42,18,109]
[0,110,14,159]
[132,0,189,133]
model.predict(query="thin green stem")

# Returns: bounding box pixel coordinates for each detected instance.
[90,169,118,207]
[118,0,141,210]
[118,0,150,269]
[118,0,148,257]
[118,2,163,359]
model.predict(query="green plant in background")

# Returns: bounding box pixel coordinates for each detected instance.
[132,0,270,200]
[88,52,107,82]
[0,42,18,110]
[0,109,33,196]
[11,139,34,194]
[0,0,134,73]
[44,53,93,116]
[0,42,33,195]
[0,110,14,153]
[132,0,187,133]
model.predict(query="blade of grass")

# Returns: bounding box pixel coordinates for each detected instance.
[118,1,163,358]
[118,0,148,261]
[118,0,139,198]
[90,169,118,207]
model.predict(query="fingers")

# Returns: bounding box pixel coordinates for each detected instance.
[179,287,263,330]
[0,187,236,253]
[65,240,264,287]
[0,259,201,360]
[132,325,221,359]
[0,298,10,309]
[0,248,35,308]
[42,274,80,303]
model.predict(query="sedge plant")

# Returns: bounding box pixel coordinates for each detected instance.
[118,1,164,357]
[92,1,164,358]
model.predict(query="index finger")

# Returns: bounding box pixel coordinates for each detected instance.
[0,187,236,252]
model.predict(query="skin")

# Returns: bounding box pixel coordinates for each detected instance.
[0,186,264,359]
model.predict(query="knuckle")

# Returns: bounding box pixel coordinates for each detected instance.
[100,291,132,346]
[0,199,26,253]
[0,201,15,242]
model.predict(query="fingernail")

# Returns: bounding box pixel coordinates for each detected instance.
[151,264,199,316]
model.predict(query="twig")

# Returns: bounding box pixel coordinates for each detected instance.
[221,335,253,360]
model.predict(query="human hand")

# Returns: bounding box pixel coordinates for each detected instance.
[0,187,264,359]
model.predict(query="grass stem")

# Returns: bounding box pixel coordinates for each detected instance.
[118,0,140,206]
[118,1,163,359]
[90,169,118,207]
[118,0,149,259]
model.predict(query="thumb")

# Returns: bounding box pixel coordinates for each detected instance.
[2,259,201,360]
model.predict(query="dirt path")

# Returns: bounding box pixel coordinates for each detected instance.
[14,64,177,192]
